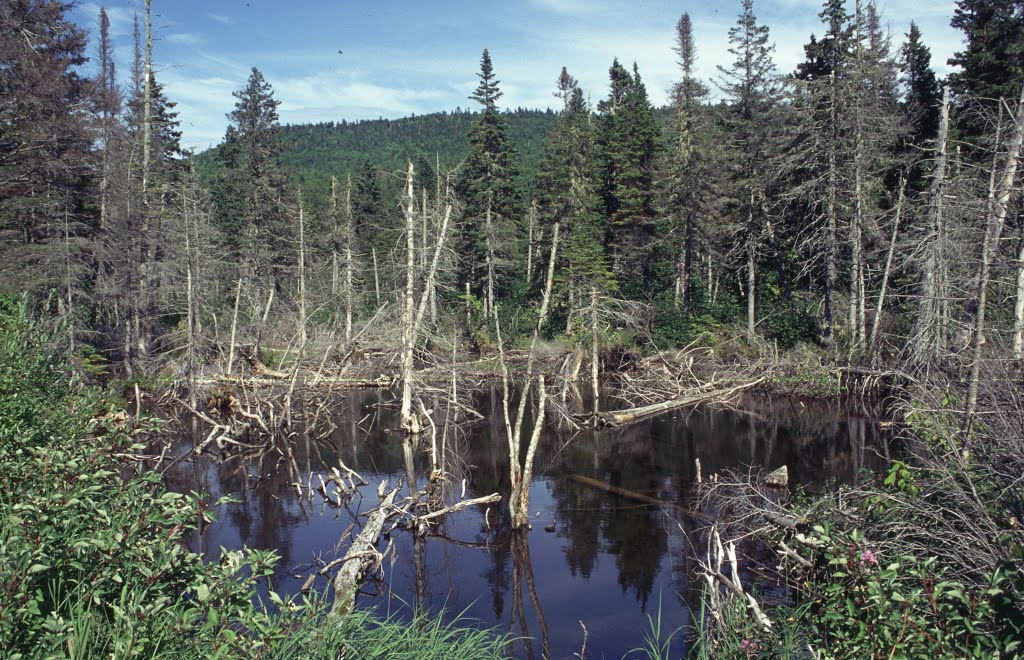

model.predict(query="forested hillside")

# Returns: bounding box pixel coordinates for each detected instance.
[275,109,559,192]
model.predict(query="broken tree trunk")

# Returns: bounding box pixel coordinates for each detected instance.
[592,377,766,428]
[330,486,399,616]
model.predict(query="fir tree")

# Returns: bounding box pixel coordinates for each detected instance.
[458,49,520,318]
[596,60,661,292]
[949,0,1024,101]
[948,0,1024,143]
[215,67,290,287]
[0,0,91,247]
[901,21,941,153]
[717,0,780,335]
[796,0,855,82]
[663,12,713,311]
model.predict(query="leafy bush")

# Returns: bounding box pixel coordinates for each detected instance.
[0,295,504,658]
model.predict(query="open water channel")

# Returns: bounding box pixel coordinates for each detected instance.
[164,389,889,658]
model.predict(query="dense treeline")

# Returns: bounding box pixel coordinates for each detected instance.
[5,0,1022,378]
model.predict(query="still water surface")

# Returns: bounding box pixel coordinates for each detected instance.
[164,390,888,658]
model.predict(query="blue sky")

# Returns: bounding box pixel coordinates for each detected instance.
[69,0,965,152]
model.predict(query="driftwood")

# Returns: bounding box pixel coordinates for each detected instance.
[330,486,400,616]
[566,473,707,520]
[199,374,395,388]
[590,377,766,428]
[411,492,501,526]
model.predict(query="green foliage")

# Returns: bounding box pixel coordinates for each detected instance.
[597,60,662,287]
[758,288,820,350]
[948,0,1024,142]
[458,49,522,300]
[794,525,1022,658]
[649,285,744,349]
[0,294,505,658]
[273,605,508,660]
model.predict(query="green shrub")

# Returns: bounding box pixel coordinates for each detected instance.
[0,294,507,658]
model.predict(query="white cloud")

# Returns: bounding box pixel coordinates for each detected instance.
[166,32,202,45]
[527,0,611,15]
[206,13,232,25]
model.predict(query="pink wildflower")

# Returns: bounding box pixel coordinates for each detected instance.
[860,548,878,567]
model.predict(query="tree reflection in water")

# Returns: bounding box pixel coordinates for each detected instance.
[163,389,887,659]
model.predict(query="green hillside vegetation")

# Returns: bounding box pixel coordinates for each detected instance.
[198,109,562,201]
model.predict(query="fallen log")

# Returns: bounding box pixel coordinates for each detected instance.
[566,473,708,520]
[411,492,501,526]
[196,374,396,388]
[590,377,766,428]
[329,485,400,616]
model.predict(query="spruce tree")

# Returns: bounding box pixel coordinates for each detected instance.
[663,13,713,311]
[537,68,613,324]
[596,59,661,292]
[458,49,519,318]
[215,67,290,288]
[948,0,1024,144]
[901,21,941,155]
[716,0,779,336]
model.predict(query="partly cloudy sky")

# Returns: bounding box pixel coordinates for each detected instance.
[69,0,965,152]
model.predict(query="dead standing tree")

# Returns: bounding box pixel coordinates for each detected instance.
[398,161,453,439]
[964,81,1024,434]
[912,86,954,362]
[496,222,560,530]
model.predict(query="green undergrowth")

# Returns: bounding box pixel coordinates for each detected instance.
[0,294,505,659]
[691,393,1024,658]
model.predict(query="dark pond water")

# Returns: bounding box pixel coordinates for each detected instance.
[163,389,889,659]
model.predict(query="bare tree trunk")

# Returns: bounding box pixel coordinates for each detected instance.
[227,277,241,374]
[344,179,354,343]
[63,201,74,352]
[849,9,866,354]
[591,286,599,418]
[511,376,546,529]
[184,182,197,408]
[746,217,756,337]
[372,247,380,304]
[915,86,951,361]
[683,213,694,309]
[421,186,429,278]
[399,161,454,435]
[526,199,538,284]
[400,162,418,434]
[869,179,906,354]
[485,201,495,320]
[965,82,1024,433]
[823,70,840,345]
[255,287,274,363]
[297,198,307,348]
[135,0,153,362]
[505,222,560,530]
[850,174,864,352]
[1013,227,1024,360]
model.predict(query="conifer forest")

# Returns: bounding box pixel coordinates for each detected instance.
[2,0,1024,657]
